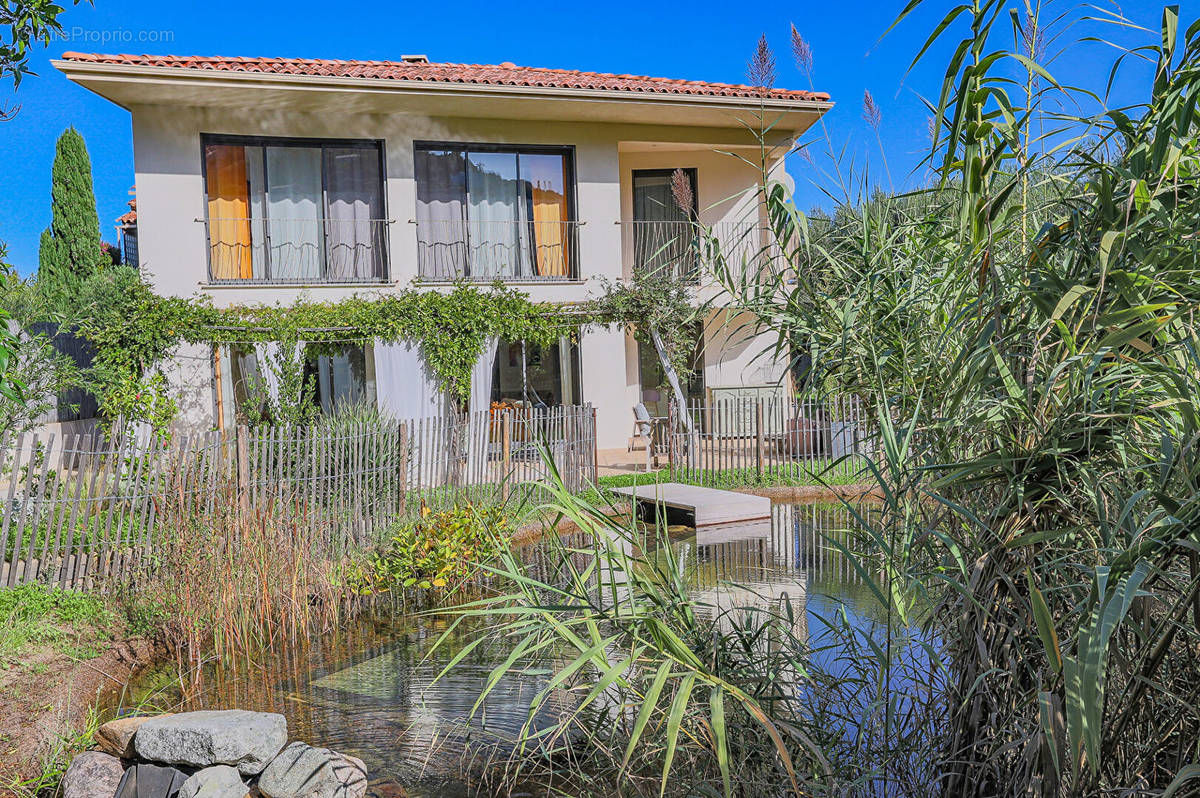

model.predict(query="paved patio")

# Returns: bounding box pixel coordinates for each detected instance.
[596,446,666,476]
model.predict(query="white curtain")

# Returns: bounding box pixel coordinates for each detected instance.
[325,147,384,280]
[245,147,268,280]
[465,338,499,475]
[414,149,466,278]
[467,152,530,278]
[266,146,324,281]
[469,338,498,414]
[254,342,284,402]
[373,339,446,420]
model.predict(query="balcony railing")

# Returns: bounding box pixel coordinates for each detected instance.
[414,219,582,282]
[203,217,390,284]
[618,220,765,283]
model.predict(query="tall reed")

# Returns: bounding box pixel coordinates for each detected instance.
[118,476,353,671]
[430,460,930,796]
[712,4,1200,795]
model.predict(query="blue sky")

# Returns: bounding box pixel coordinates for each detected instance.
[0,0,1188,275]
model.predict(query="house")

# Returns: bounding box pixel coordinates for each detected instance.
[115,189,137,267]
[54,52,831,450]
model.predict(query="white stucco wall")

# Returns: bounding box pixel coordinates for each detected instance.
[128,104,793,447]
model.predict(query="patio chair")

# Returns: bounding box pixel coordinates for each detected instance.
[628,403,653,453]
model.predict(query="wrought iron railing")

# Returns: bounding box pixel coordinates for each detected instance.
[413,219,582,281]
[202,217,390,284]
[617,220,766,282]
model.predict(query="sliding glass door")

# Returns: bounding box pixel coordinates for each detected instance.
[632,168,698,280]
[414,143,575,280]
[203,136,387,283]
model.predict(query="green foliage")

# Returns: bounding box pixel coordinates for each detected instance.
[71,267,192,436]
[0,0,88,88]
[0,583,116,668]
[37,127,106,303]
[352,503,507,591]
[55,270,581,426]
[0,246,23,404]
[431,465,833,796]
[715,4,1200,795]
[591,270,702,384]
[92,369,177,439]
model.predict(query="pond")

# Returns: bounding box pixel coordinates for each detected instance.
[107,500,886,797]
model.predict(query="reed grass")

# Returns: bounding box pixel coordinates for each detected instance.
[434,4,1200,796]
[114,477,356,669]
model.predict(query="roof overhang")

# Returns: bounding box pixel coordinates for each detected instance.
[54,59,832,135]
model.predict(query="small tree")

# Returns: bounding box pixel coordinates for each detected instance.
[591,270,703,435]
[38,127,105,301]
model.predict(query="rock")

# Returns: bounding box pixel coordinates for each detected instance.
[96,714,165,759]
[257,742,368,798]
[133,710,287,776]
[62,751,125,798]
[178,765,248,798]
[114,762,189,798]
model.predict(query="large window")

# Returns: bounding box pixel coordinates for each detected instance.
[491,338,580,408]
[414,143,577,280]
[215,343,376,427]
[631,168,700,281]
[203,136,387,283]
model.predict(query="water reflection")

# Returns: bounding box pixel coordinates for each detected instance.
[109,501,873,797]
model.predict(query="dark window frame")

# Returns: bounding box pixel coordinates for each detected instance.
[412,141,580,281]
[630,167,699,219]
[199,133,390,284]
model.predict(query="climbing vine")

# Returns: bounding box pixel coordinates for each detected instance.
[9,265,698,431]
[63,268,577,420]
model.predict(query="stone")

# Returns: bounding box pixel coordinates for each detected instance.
[96,714,165,759]
[114,763,188,798]
[62,751,125,798]
[133,710,287,776]
[178,766,248,798]
[256,742,368,798]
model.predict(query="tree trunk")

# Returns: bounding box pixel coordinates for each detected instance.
[649,327,695,435]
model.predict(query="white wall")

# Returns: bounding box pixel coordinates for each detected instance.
[128,103,793,447]
[702,310,790,391]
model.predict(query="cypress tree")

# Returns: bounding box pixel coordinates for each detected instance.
[38,127,104,296]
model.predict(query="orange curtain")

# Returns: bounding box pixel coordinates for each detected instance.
[205,145,252,280]
[531,162,570,277]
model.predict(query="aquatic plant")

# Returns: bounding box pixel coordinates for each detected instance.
[116,477,354,668]
[351,502,508,591]
[429,460,918,797]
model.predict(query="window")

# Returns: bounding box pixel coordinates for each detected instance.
[491,337,580,408]
[414,143,577,280]
[303,344,377,415]
[631,168,700,280]
[203,136,387,283]
[215,343,376,426]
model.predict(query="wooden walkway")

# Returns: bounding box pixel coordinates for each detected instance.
[610,482,771,526]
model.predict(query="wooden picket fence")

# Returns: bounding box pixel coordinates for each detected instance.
[668,394,871,485]
[0,405,597,589]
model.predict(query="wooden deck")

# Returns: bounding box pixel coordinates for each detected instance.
[610,482,772,526]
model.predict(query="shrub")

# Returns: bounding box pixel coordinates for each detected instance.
[352,503,507,591]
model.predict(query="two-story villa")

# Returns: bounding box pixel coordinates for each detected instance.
[54,52,830,449]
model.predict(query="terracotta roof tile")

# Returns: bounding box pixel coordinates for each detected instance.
[117,196,136,226]
[59,52,830,103]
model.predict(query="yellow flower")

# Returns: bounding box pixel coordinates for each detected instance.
[432,578,447,587]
